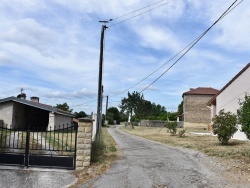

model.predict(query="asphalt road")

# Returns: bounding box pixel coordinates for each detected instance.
[80,126,248,188]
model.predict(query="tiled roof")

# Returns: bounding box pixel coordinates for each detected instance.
[0,96,75,117]
[207,63,250,106]
[183,87,219,97]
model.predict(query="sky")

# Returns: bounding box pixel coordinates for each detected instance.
[0,0,249,115]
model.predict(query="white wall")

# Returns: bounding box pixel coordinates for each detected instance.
[92,113,97,141]
[216,67,250,140]
[0,102,13,128]
[48,112,55,130]
[54,113,73,130]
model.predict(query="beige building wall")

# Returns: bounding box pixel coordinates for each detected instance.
[184,94,214,124]
[0,101,14,128]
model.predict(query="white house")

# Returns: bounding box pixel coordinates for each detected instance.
[208,63,250,140]
[0,93,75,130]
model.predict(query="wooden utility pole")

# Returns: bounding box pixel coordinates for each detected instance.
[96,23,108,144]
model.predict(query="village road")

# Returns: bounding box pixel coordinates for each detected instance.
[80,126,248,188]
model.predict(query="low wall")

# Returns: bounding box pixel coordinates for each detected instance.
[140,120,165,127]
[76,118,93,170]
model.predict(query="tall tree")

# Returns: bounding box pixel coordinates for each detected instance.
[119,91,143,129]
[135,99,152,120]
[56,102,73,113]
[107,107,120,125]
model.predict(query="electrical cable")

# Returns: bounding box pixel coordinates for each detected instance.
[111,0,171,21]
[108,0,242,98]
[109,0,175,28]
[72,0,242,108]
[138,0,242,93]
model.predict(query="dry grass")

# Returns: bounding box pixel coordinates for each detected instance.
[72,126,117,187]
[121,126,250,181]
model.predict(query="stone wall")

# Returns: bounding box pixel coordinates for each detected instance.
[140,120,165,127]
[76,118,93,170]
[183,94,214,124]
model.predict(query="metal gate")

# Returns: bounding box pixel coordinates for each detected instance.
[0,124,78,169]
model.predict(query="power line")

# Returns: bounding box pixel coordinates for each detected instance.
[139,0,242,93]
[108,0,242,98]
[111,0,171,21]
[72,0,242,107]
[109,0,175,28]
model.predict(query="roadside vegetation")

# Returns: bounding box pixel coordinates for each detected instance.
[72,126,117,187]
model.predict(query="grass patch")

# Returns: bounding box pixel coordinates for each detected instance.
[72,126,117,187]
[121,126,250,170]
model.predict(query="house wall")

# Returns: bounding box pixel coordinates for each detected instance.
[0,101,14,128]
[210,104,216,121]
[48,112,55,130]
[216,66,250,140]
[54,113,73,130]
[183,94,214,124]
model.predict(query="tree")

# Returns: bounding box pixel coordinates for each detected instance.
[212,110,238,145]
[135,99,152,120]
[56,102,73,113]
[237,94,250,140]
[74,111,87,118]
[178,101,183,115]
[107,107,120,125]
[119,91,143,129]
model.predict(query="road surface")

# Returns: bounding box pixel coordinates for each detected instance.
[80,126,248,188]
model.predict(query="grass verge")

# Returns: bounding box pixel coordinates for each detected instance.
[72,126,117,187]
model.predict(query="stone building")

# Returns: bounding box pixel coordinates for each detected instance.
[182,87,219,125]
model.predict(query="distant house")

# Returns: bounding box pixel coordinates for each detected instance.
[0,93,75,130]
[182,87,219,126]
[208,63,250,140]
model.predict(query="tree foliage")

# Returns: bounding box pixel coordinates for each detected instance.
[74,111,87,118]
[135,100,152,120]
[237,94,250,140]
[56,102,73,113]
[212,110,238,145]
[119,91,143,128]
[107,107,120,125]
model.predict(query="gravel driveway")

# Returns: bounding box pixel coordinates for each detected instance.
[80,126,248,188]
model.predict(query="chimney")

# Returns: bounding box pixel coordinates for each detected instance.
[17,93,26,100]
[30,96,39,103]
[190,88,195,91]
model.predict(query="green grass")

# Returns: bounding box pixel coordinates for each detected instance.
[91,126,117,164]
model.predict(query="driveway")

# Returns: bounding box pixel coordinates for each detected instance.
[0,167,77,188]
[80,126,248,188]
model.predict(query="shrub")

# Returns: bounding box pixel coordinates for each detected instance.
[165,121,177,136]
[178,129,186,137]
[237,94,250,140]
[212,110,238,145]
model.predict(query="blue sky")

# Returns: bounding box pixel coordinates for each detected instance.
[0,0,249,114]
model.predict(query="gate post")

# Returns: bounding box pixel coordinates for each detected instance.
[76,118,93,170]
[25,125,30,167]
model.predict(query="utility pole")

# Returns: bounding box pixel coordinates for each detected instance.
[105,95,109,122]
[96,22,108,145]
